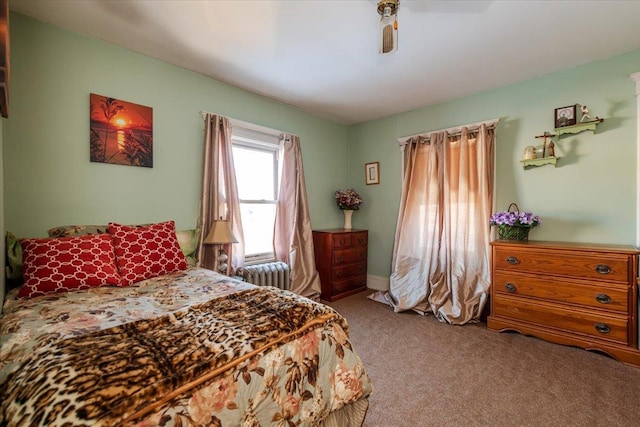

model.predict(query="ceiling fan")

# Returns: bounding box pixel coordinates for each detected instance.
[377,0,400,55]
[375,1,492,55]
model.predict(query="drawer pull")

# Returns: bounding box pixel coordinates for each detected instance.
[337,271,344,277]
[595,264,611,275]
[505,283,517,293]
[339,239,347,245]
[595,293,612,304]
[594,323,611,334]
[506,256,520,265]
[337,255,344,262]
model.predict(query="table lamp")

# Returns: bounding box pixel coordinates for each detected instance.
[203,218,238,274]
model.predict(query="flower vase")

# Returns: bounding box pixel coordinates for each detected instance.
[343,209,354,230]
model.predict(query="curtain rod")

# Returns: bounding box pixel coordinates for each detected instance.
[397,117,500,145]
[199,110,297,139]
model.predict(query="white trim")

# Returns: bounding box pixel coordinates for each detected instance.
[367,274,390,291]
[243,254,276,266]
[198,110,297,139]
[230,118,283,138]
[631,72,640,248]
[232,131,280,150]
[397,117,500,145]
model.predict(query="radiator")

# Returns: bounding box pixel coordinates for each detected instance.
[237,261,291,291]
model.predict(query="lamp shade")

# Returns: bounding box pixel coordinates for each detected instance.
[204,220,238,245]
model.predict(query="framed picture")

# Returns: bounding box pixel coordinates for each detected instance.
[554,105,577,128]
[365,161,380,185]
[90,93,153,168]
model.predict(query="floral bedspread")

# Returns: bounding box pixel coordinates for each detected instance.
[0,268,372,426]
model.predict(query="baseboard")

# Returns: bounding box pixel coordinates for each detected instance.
[367,274,389,291]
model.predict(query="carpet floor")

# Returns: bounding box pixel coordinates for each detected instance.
[327,291,640,427]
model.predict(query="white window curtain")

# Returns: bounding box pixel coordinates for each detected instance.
[273,134,321,299]
[196,113,245,272]
[385,121,496,324]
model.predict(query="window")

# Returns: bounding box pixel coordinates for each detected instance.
[231,126,280,263]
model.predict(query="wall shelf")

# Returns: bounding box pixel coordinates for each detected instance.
[521,157,558,168]
[554,118,603,136]
[522,117,603,169]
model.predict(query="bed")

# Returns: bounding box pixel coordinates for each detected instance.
[0,222,372,426]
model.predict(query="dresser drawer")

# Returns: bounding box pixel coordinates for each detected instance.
[332,234,352,249]
[332,247,367,265]
[493,272,629,313]
[331,275,367,296]
[494,294,629,345]
[493,247,630,283]
[352,232,368,247]
[332,261,367,281]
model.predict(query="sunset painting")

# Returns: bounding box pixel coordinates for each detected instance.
[90,93,153,168]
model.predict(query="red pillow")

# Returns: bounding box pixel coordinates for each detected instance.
[108,221,188,286]
[19,234,122,299]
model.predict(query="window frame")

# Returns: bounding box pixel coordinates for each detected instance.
[231,125,281,264]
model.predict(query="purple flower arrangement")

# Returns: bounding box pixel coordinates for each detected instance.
[335,188,362,210]
[490,210,541,228]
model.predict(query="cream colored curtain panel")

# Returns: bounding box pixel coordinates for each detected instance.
[387,123,495,324]
[196,113,245,272]
[274,135,321,299]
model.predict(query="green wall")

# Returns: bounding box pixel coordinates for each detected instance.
[349,51,640,278]
[4,13,640,290]
[4,13,349,238]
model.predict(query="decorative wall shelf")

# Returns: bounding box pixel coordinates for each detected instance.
[554,118,603,136]
[522,132,557,169]
[522,113,604,170]
[521,157,558,168]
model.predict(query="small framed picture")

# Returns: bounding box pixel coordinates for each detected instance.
[365,161,380,185]
[554,105,577,128]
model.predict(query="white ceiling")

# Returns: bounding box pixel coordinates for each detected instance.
[11,0,640,125]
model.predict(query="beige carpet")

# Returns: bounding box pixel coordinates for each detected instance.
[327,291,640,427]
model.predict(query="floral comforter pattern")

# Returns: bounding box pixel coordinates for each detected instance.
[0,268,372,426]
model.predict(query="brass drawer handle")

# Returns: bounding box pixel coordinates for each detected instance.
[505,283,517,293]
[506,256,519,265]
[595,264,611,275]
[595,293,611,304]
[594,323,611,334]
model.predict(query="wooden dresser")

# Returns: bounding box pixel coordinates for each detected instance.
[488,240,640,366]
[312,229,368,301]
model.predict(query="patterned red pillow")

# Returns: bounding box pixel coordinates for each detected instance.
[19,234,122,299]
[108,221,188,286]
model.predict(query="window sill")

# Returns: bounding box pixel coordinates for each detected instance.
[244,257,276,266]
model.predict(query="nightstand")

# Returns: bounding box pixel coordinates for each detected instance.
[312,229,368,301]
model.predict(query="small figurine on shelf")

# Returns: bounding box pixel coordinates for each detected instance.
[580,104,599,122]
[534,132,554,157]
[547,141,555,157]
[523,145,536,160]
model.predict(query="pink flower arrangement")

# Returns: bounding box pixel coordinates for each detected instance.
[335,188,362,210]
